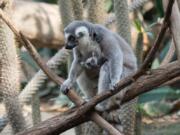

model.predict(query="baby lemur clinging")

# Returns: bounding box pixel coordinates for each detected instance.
[80,51,107,69]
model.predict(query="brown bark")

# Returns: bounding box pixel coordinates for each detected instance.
[12,0,64,48]
[17,107,90,135]
[169,100,180,113]
[17,61,180,135]
[163,76,180,88]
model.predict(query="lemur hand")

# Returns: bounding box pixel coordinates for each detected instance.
[60,79,72,94]
[109,79,118,90]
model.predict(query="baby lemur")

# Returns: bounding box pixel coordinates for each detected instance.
[80,51,106,69]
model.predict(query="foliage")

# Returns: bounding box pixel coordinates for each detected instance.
[105,0,113,13]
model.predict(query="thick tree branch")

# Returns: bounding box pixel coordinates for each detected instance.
[162,76,180,87]
[16,61,180,135]
[17,106,91,135]
[169,100,180,113]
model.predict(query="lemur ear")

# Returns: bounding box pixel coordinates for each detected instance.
[93,32,102,43]
[92,31,102,43]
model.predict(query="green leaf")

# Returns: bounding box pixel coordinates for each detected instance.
[139,87,180,103]
[151,58,160,69]
[155,0,164,17]
[133,19,143,33]
[105,0,113,13]
[142,101,172,117]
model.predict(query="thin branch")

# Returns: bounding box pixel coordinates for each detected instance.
[169,100,180,113]
[162,76,180,87]
[0,8,121,135]
[134,0,175,79]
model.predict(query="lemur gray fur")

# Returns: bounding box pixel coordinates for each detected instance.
[60,20,137,109]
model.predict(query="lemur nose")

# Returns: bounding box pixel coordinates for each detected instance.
[91,59,96,64]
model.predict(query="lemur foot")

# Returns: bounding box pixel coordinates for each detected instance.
[109,80,119,90]
[95,102,110,112]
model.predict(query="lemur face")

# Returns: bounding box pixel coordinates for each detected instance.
[64,26,91,49]
[64,32,77,49]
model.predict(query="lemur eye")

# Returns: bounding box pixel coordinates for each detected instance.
[78,32,84,38]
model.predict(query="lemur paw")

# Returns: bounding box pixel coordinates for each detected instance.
[109,82,118,90]
[95,101,110,112]
[96,104,106,112]
[60,79,72,94]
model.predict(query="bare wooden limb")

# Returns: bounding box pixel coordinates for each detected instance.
[16,61,180,135]
[0,8,121,135]
[169,100,180,113]
[163,0,180,60]
[91,112,124,135]
[162,76,180,87]
[121,62,180,104]
[17,106,90,135]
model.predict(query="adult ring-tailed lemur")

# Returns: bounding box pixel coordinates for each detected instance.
[60,20,137,133]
